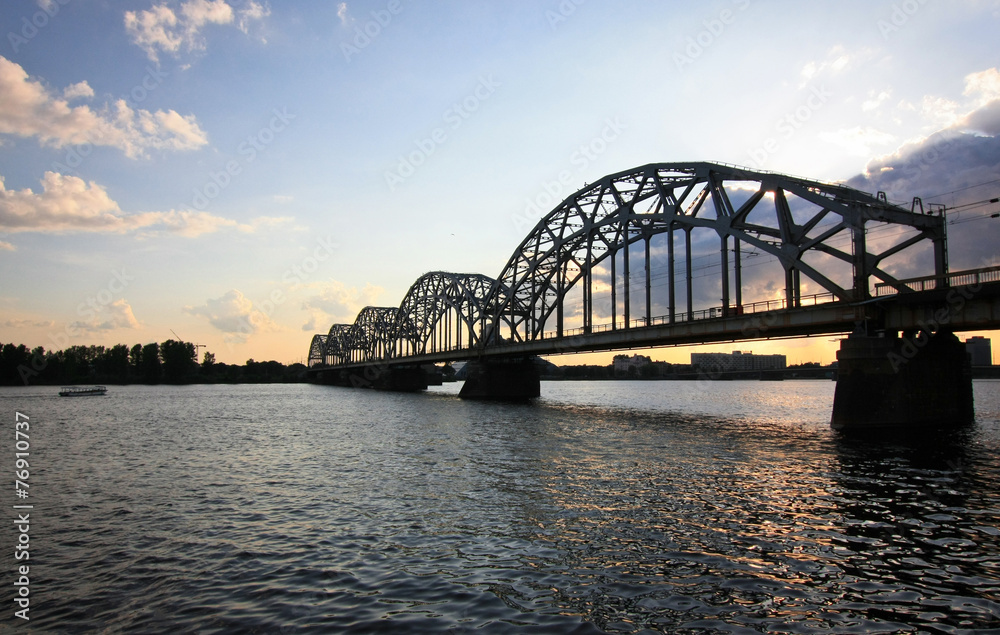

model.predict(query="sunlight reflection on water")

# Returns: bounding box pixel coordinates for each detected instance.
[1,380,998,632]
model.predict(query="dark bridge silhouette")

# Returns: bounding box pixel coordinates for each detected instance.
[308,162,1000,430]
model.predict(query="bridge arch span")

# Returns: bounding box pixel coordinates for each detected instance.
[395,271,499,356]
[487,162,947,343]
[309,161,949,365]
[308,334,328,367]
[346,307,398,364]
[321,323,352,366]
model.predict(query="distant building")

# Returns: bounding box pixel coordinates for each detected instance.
[691,350,787,373]
[966,336,993,366]
[613,354,652,377]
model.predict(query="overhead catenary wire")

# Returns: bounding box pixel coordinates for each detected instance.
[923,178,1000,202]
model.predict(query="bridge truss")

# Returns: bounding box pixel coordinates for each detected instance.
[309,162,947,367]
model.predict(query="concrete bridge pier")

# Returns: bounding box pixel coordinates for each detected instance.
[831,329,973,431]
[459,358,541,400]
[315,364,428,392]
[373,365,429,392]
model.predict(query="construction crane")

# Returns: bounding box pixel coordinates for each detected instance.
[170,329,206,354]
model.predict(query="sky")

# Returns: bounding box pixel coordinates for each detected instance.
[1,0,999,366]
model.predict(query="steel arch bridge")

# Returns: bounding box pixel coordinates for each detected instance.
[309,271,507,366]
[309,162,950,368]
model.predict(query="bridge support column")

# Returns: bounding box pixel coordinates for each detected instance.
[375,365,429,392]
[831,330,973,431]
[459,358,540,401]
[422,364,444,386]
[314,365,428,392]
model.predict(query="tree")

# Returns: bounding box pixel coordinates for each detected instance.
[140,342,162,383]
[59,346,88,383]
[202,351,215,367]
[129,343,143,376]
[160,339,196,383]
[101,344,131,382]
[0,344,29,385]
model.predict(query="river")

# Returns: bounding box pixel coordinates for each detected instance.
[2,380,999,632]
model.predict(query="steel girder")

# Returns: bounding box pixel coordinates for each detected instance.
[346,307,399,363]
[324,324,353,365]
[487,162,946,343]
[310,272,507,365]
[308,334,328,367]
[395,272,499,355]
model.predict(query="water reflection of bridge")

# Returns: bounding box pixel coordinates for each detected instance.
[307,163,1000,430]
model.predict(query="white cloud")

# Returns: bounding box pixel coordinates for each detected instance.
[181,0,234,26]
[69,299,142,333]
[337,2,350,26]
[911,67,1000,136]
[300,280,383,330]
[0,172,119,232]
[238,1,270,34]
[955,68,1000,135]
[185,289,278,343]
[0,56,207,158]
[0,171,285,238]
[125,0,268,62]
[862,89,892,112]
[62,81,94,101]
[2,318,55,328]
[0,240,14,251]
[799,45,870,87]
[143,107,209,151]
[124,4,185,63]
[922,95,963,129]
[819,126,897,156]
[963,68,1000,104]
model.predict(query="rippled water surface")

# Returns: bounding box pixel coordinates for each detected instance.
[2,380,1000,632]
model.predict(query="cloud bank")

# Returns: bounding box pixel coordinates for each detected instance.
[69,299,142,333]
[300,280,383,331]
[0,56,207,158]
[0,171,288,237]
[125,0,269,62]
[185,289,278,343]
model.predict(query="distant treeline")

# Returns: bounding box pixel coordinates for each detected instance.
[0,340,306,386]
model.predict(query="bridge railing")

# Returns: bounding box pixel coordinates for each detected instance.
[542,291,840,340]
[874,265,1000,297]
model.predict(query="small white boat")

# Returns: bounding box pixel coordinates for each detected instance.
[59,385,108,397]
